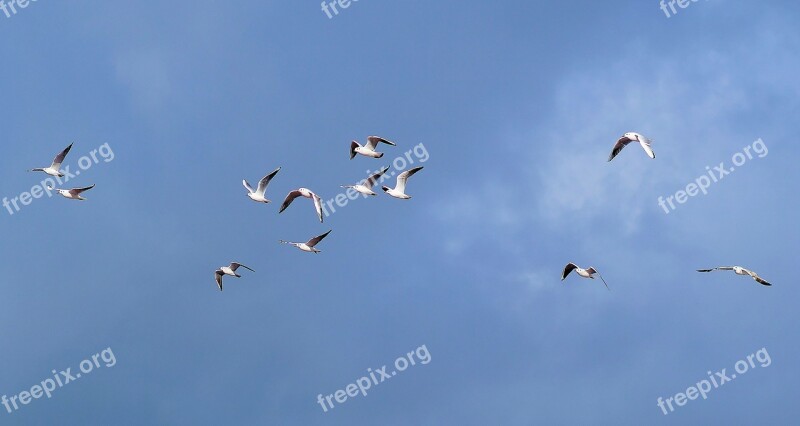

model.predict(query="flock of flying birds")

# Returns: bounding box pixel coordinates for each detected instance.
[560,132,772,290]
[27,137,423,291]
[26,131,770,291]
[222,136,423,290]
[27,137,424,291]
[28,143,96,200]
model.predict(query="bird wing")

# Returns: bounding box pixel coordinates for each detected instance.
[70,184,95,194]
[562,263,579,280]
[588,268,610,291]
[638,138,656,159]
[365,166,390,188]
[608,136,633,162]
[257,167,281,195]
[313,193,324,223]
[243,179,254,193]
[51,143,73,169]
[697,267,733,272]
[365,136,396,151]
[396,167,423,193]
[753,276,772,286]
[279,190,302,213]
[350,141,359,159]
[231,262,255,273]
[743,269,771,286]
[307,230,332,247]
[215,271,224,291]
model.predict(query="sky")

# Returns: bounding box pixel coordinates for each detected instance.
[0,0,798,424]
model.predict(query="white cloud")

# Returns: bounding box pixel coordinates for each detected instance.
[439,24,799,241]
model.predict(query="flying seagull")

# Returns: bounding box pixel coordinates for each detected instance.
[608,132,656,162]
[243,167,281,203]
[382,166,423,199]
[696,266,772,286]
[279,188,324,222]
[214,262,255,291]
[350,136,396,159]
[29,143,73,177]
[561,262,610,290]
[47,184,95,201]
[279,230,332,253]
[341,166,390,196]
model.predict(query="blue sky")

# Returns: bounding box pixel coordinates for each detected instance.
[0,0,798,424]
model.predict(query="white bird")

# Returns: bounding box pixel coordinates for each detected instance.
[350,136,396,159]
[382,166,423,199]
[608,132,656,161]
[214,262,255,291]
[279,188,324,223]
[29,143,73,177]
[561,262,610,290]
[243,167,281,203]
[341,166,390,196]
[697,266,772,286]
[47,184,95,201]
[279,230,332,253]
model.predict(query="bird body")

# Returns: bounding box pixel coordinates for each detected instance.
[351,185,376,196]
[280,230,331,253]
[279,188,324,222]
[608,132,656,161]
[561,262,610,290]
[350,136,396,159]
[244,167,280,203]
[697,266,771,286]
[48,184,95,201]
[214,262,255,291]
[382,166,423,199]
[30,143,73,177]
[342,166,390,196]
[219,266,240,277]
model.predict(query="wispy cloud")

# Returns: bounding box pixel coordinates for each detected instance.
[439,24,799,241]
